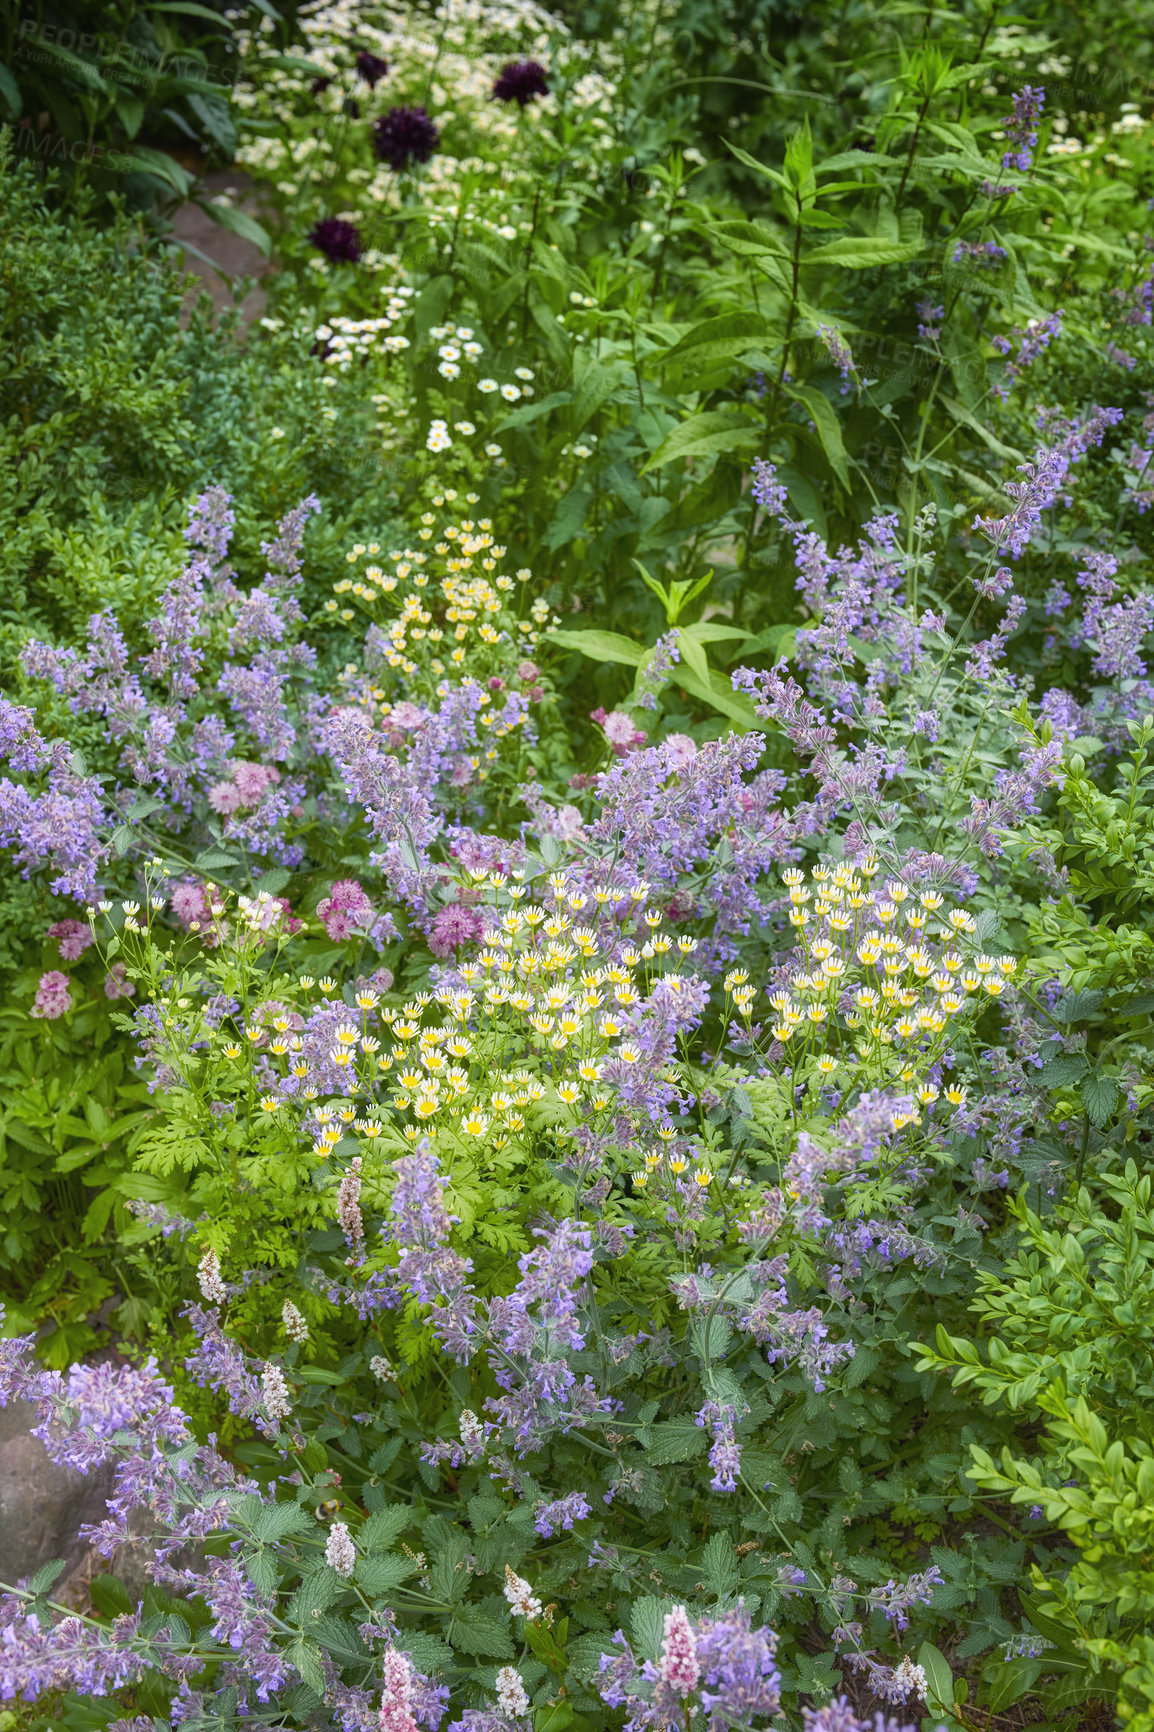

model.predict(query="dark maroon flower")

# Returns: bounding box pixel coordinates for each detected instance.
[493,59,549,105]
[355,50,389,88]
[310,75,333,97]
[371,105,439,172]
[308,217,363,264]
[344,96,361,119]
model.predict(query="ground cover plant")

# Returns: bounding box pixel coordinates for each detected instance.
[2,0,1154,1729]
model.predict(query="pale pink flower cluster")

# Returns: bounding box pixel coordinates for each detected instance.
[658,1606,700,1696]
[317,878,375,941]
[207,758,281,815]
[170,880,227,941]
[337,1157,365,1264]
[30,970,71,1020]
[379,1647,420,1732]
[46,919,93,961]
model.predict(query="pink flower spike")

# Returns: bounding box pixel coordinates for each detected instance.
[658,1606,699,1697]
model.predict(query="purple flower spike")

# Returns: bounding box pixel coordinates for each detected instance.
[372,105,439,172]
[493,59,549,105]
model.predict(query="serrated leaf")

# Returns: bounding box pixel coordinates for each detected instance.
[1038,1053,1089,1087]
[1080,1073,1119,1127]
[287,1565,342,1624]
[359,1505,411,1551]
[355,1554,416,1595]
[289,1637,326,1694]
[645,1418,708,1464]
[248,1501,314,1542]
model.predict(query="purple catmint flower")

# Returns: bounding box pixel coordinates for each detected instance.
[815,323,857,393]
[953,239,1008,266]
[974,408,1123,558]
[694,1399,746,1492]
[533,1491,591,1537]
[493,59,549,104]
[309,217,364,263]
[991,310,1063,397]
[750,458,791,517]
[372,105,439,172]
[1001,84,1045,173]
[866,1565,944,1633]
[916,299,944,340]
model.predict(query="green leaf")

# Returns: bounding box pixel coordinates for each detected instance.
[26,1559,66,1595]
[644,1418,709,1464]
[917,1640,954,1712]
[676,625,711,688]
[642,411,759,473]
[0,62,24,115]
[286,1565,342,1624]
[199,197,271,258]
[289,1638,326,1695]
[121,144,192,196]
[1080,1073,1119,1127]
[709,219,790,260]
[248,1501,314,1542]
[805,235,924,268]
[359,1505,411,1551]
[783,384,849,488]
[355,1554,416,1595]
[547,628,645,668]
[723,141,790,191]
[572,361,626,432]
[1038,1053,1089,1087]
[987,1657,1042,1712]
[661,311,773,370]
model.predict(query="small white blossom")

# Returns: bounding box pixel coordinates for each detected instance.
[261,1363,293,1422]
[892,1658,928,1701]
[496,1667,529,1716]
[503,1565,542,1620]
[325,1519,356,1578]
[197,1247,228,1304]
[477,377,499,393]
[370,1354,396,1382]
[281,1300,309,1343]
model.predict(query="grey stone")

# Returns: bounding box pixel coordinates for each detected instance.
[0,1398,114,1589]
[170,169,276,326]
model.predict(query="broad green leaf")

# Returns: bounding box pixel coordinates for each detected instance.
[709,219,789,260]
[122,144,193,196]
[917,1641,954,1712]
[676,625,711,688]
[672,663,762,729]
[359,1505,411,1551]
[572,360,627,431]
[661,310,774,369]
[547,629,645,668]
[200,198,271,258]
[0,62,24,115]
[642,410,759,473]
[805,235,924,268]
[783,384,849,488]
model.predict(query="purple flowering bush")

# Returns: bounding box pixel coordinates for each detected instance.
[9,0,1154,1726]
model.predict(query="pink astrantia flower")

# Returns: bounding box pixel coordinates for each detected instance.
[207,781,245,815]
[662,733,699,774]
[316,878,374,941]
[104,963,136,1000]
[31,970,72,1020]
[595,708,647,755]
[658,1606,700,1696]
[427,904,483,958]
[46,919,93,962]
